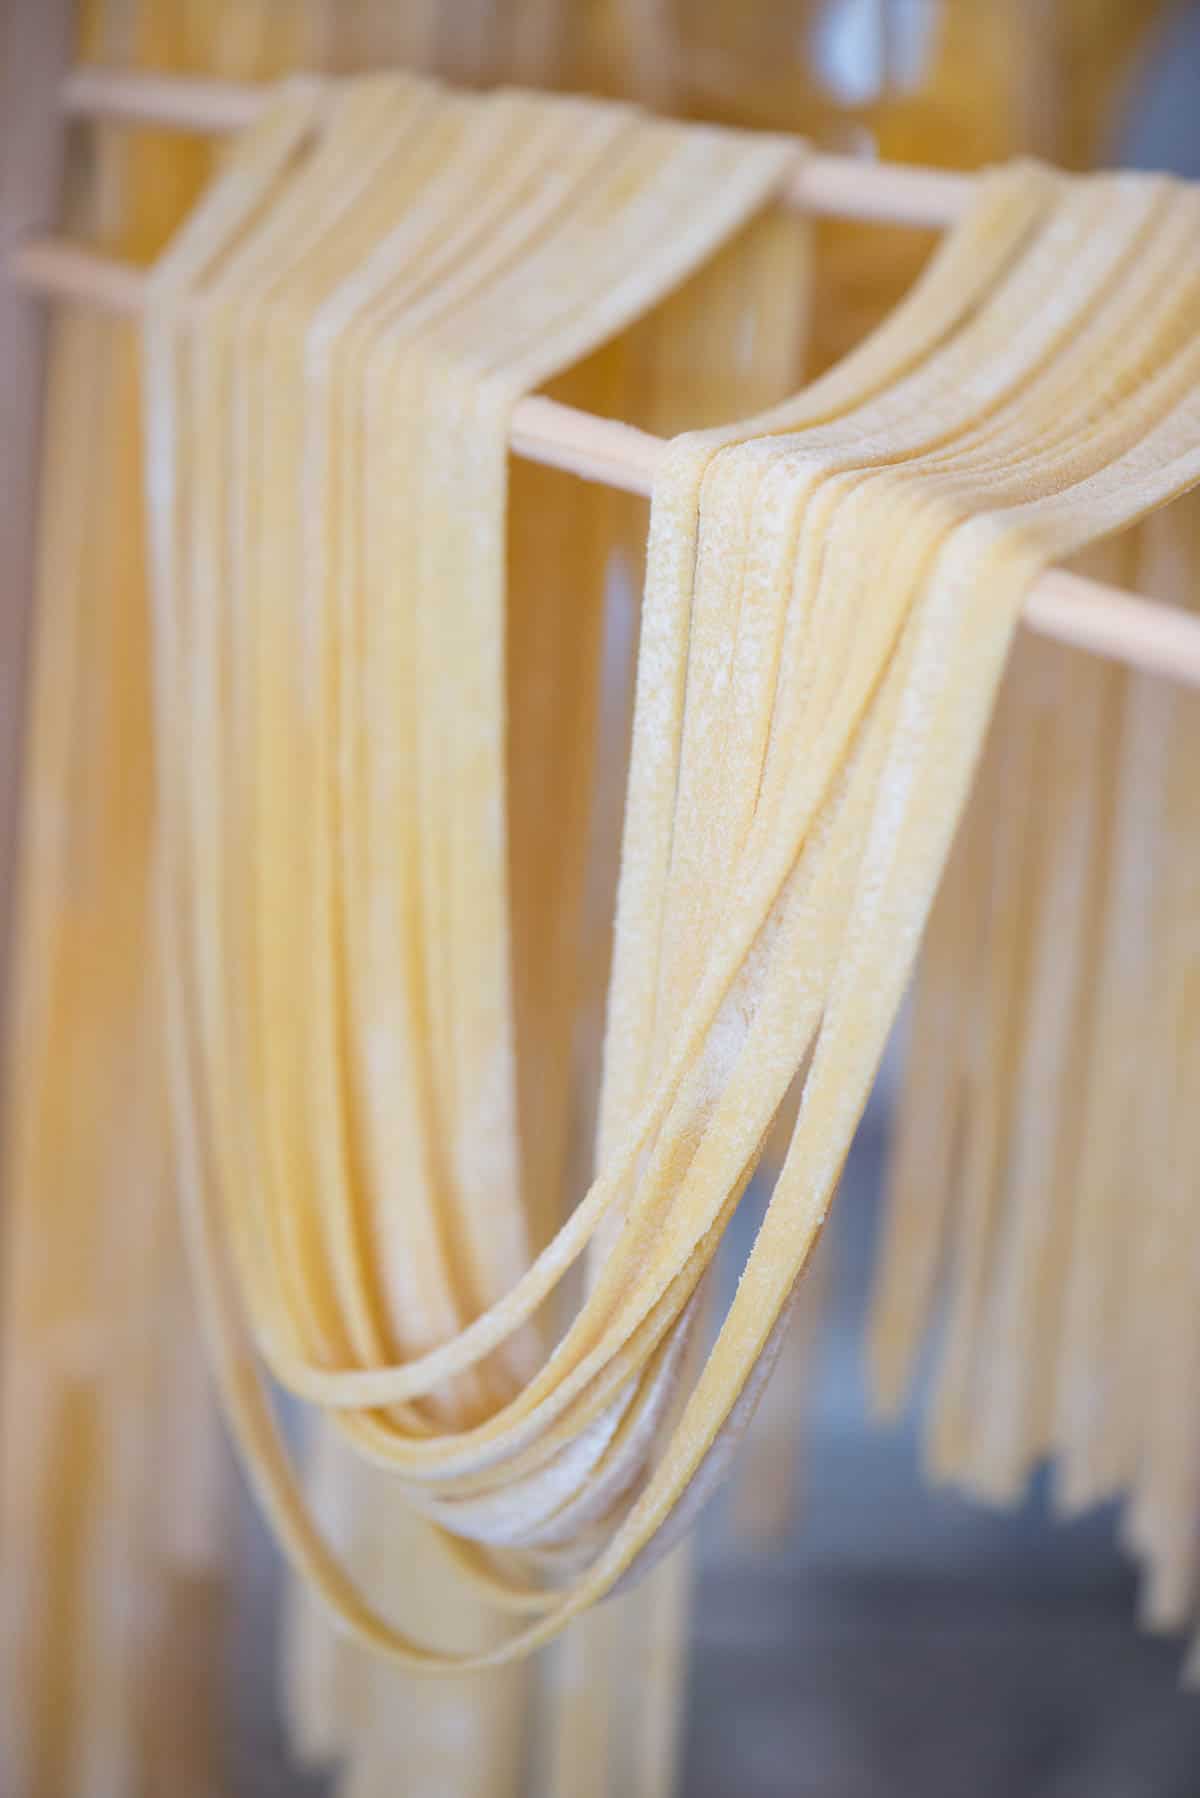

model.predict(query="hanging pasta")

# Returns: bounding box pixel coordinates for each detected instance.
[145,52,813,1668]
[0,7,333,1795]
[10,36,1200,1798]
[132,66,1200,1686]
[869,459,1200,1638]
[2,17,813,1798]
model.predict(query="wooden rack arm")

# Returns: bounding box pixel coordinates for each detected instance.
[59,66,970,228]
[62,65,267,134]
[1023,570,1200,687]
[7,239,662,494]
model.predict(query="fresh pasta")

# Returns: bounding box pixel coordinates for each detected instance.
[872,492,1200,1639]
[6,20,1200,1798]
[138,75,1200,1680]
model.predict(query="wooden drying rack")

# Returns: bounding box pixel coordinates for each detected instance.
[10,65,1200,693]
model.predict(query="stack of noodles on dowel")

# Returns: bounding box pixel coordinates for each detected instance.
[142,56,1200,1706]
[872,488,1200,1649]
[1,43,811,1798]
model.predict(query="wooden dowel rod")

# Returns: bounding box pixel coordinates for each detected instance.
[62,66,267,135]
[59,66,970,228]
[1023,570,1200,687]
[509,396,663,496]
[12,238,145,317]
[790,154,967,229]
[9,241,1200,693]
[7,239,664,492]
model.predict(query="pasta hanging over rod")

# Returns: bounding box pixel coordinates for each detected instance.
[139,75,1200,1672]
[871,491,1200,1642]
